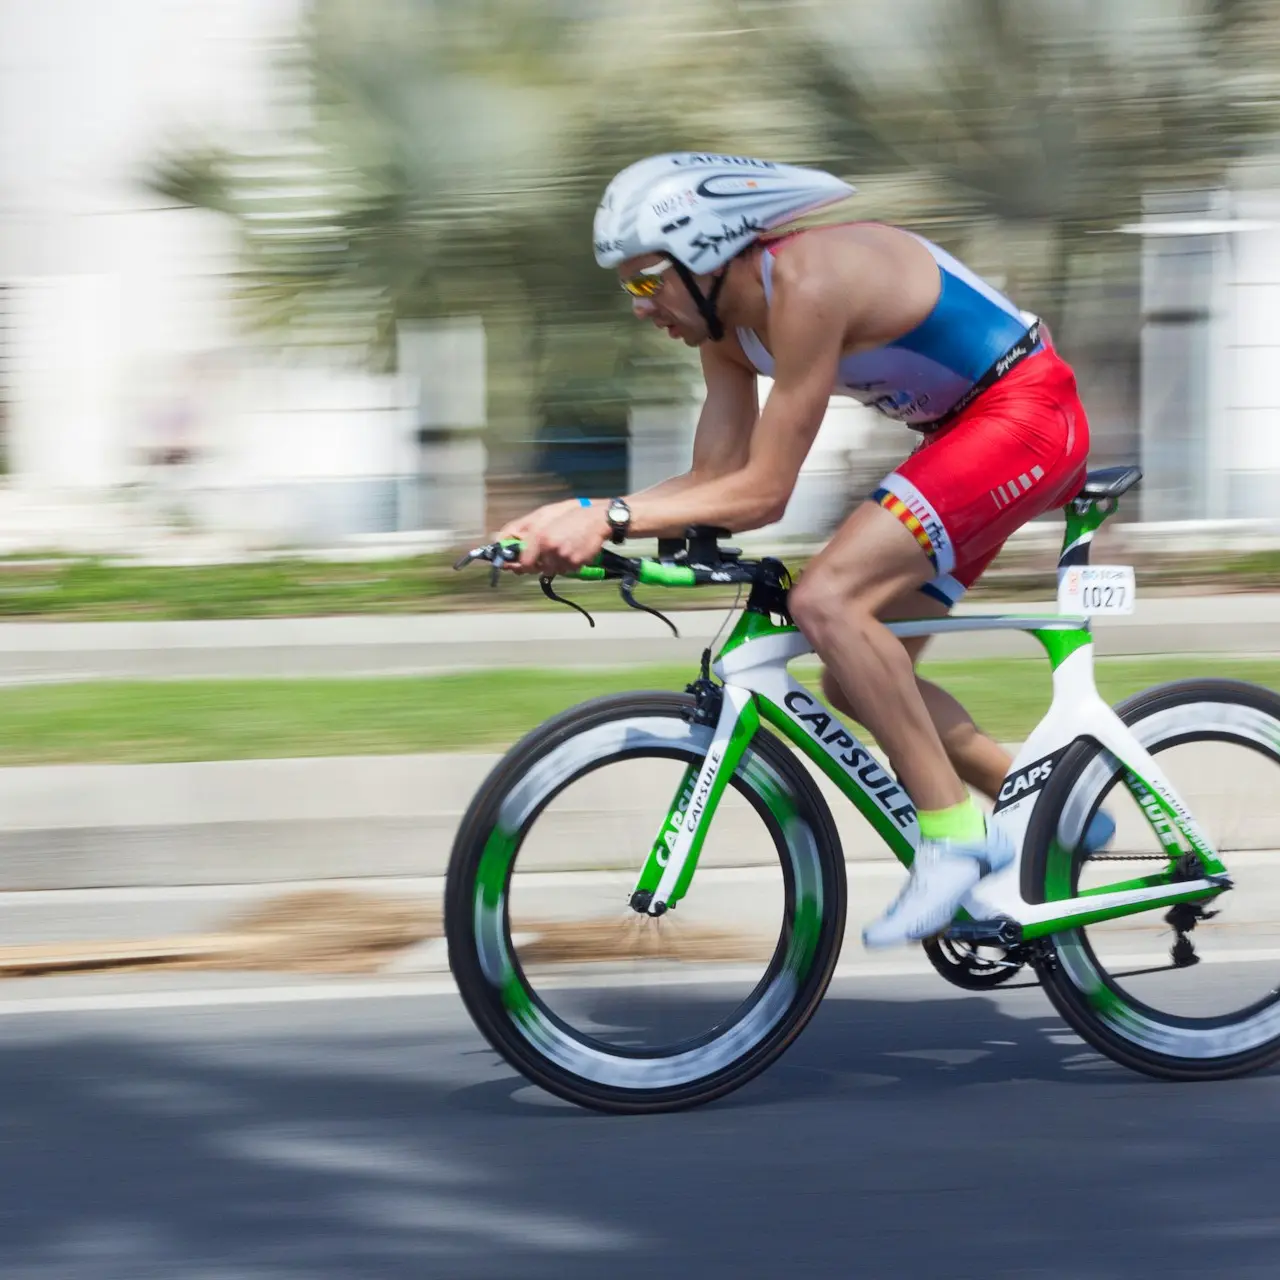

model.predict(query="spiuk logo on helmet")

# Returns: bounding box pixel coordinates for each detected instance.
[592,152,855,276]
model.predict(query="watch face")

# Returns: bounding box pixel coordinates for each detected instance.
[606,500,629,541]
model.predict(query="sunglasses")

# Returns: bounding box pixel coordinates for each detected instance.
[619,259,676,298]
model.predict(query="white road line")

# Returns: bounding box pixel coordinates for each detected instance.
[0,877,450,906]
[0,978,460,1017]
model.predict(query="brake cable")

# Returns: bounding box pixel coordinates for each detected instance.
[456,539,734,639]
[619,574,679,637]
[539,575,595,627]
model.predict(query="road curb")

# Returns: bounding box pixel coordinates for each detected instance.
[0,750,906,890]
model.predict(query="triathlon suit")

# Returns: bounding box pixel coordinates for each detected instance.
[736,229,1090,605]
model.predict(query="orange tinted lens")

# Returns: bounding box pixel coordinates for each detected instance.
[621,274,662,298]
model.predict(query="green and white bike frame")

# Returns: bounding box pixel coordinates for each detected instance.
[631,524,1231,940]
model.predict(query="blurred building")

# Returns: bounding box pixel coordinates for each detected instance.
[0,0,1278,554]
[0,0,453,553]
[1133,185,1280,522]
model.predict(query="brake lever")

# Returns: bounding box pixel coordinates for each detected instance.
[451,541,520,586]
[620,575,679,638]
[540,576,595,627]
[452,545,489,571]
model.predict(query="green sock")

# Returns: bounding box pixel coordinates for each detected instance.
[917,797,986,844]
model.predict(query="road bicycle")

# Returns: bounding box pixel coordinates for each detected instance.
[446,466,1280,1112]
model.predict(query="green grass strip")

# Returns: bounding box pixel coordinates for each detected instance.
[0,555,743,620]
[0,657,1274,766]
[0,548,1275,620]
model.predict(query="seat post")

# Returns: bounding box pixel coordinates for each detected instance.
[1058,495,1116,573]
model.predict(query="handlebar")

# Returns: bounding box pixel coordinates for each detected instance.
[453,527,792,635]
[452,537,766,588]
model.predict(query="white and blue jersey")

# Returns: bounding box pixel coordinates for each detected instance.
[735,232,1042,427]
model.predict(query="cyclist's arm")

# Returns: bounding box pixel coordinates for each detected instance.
[623,273,847,536]
[502,343,756,548]
[626,340,759,506]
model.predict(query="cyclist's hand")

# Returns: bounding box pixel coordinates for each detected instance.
[498,499,595,575]
[497,504,552,575]
[505,502,609,577]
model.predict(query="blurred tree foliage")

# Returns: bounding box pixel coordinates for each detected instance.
[792,0,1280,340]
[152,0,820,477]
[152,0,1280,479]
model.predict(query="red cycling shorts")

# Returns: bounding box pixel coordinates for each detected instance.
[872,334,1089,607]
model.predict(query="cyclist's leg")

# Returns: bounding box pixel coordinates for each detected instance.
[793,351,1090,943]
[857,413,1087,789]
[792,505,965,813]
[820,585,1010,800]
[825,538,1115,855]
[793,499,1004,947]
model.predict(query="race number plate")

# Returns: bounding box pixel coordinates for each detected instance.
[1058,565,1136,616]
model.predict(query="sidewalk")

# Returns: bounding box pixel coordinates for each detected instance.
[0,594,1276,682]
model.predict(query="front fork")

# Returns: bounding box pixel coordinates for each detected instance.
[629,683,759,916]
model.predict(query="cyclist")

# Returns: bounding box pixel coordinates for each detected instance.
[501,151,1108,947]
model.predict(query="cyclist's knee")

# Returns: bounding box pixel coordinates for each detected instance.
[792,571,932,661]
[790,568,866,648]
[793,525,933,648]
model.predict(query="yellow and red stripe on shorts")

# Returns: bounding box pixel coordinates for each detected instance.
[872,487,938,569]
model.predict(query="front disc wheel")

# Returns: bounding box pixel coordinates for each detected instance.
[445,691,848,1113]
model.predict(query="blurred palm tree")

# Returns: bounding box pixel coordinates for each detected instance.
[153,0,1280,504]
[787,0,1280,337]
[151,0,823,490]
[758,0,1280,478]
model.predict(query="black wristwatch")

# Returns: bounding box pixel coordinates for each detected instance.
[605,498,631,544]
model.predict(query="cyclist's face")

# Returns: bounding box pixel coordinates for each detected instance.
[618,255,708,346]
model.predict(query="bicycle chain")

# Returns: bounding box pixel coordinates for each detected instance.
[1084,852,1169,861]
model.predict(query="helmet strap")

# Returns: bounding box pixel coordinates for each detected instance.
[671,261,730,342]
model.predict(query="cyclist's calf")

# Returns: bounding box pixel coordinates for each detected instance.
[819,666,1010,802]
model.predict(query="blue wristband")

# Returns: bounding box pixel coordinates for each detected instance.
[577,497,592,508]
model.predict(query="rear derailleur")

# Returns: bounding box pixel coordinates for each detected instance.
[1165,852,1224,969]
[1165,901,1219,969]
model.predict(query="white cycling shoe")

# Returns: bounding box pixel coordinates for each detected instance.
[862,827,1015,950]
[863,806,1117,950]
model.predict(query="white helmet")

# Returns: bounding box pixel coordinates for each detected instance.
[593,152,856,274]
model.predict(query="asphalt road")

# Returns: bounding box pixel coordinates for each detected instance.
[4,968,1280,1279]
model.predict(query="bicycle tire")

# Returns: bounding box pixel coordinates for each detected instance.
[444,690,847,1113]
[1025,678,1280,1081]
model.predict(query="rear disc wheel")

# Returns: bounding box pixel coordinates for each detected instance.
[1027,679,1280,1080]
